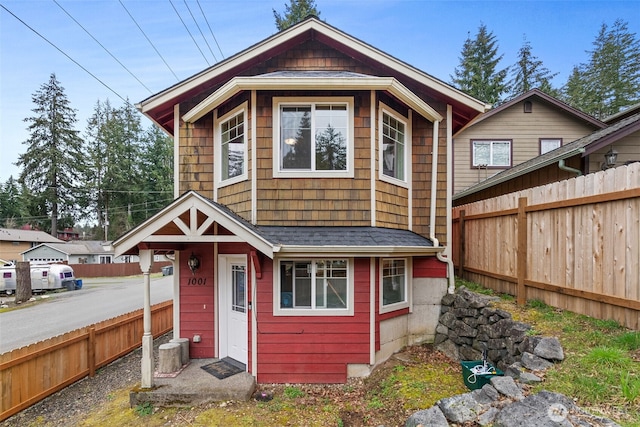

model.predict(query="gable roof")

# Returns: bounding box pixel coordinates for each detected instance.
[21,241,114,256]
[138,17,488,134]
[453,112,640,201]
[0,228,64,244]
[112,191,438,258]
[454,89,606,136]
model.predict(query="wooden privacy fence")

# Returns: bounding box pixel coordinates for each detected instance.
[453,163,640,330]
[0,300,173,422]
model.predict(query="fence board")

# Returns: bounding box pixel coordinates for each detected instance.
[453,162,640,330]
[0,301,172,422]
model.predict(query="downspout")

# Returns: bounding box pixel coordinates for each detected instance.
[558,155,583,176]
[435,105,456,294]
[429,119,440,248]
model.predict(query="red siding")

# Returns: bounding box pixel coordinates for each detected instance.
[255,258,371,384]
[180,244,215,358]
[414,256,447,278]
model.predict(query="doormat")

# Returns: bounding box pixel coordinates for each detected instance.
[201,358,244,380]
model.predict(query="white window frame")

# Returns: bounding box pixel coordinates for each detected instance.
[540,138,562,155]
[379,257,411,314]
[273,257,355,316]
[272,97,354,178]
[215,102,248,188]
[378,103,410,188]
[472,139,511,167]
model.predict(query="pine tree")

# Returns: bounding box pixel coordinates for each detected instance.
[451,24,509,105]
[140,125,174,219]
[273,0,320,31]
[563,19,640,118]
[508,37,558,99]
[16,74,85,235]
[0,177,26,228]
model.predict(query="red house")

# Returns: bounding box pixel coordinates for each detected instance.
[113,17,487,386]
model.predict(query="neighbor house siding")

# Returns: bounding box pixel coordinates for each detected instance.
[454,99,600,193]
[587,131,640,172]
[255,258,371,383]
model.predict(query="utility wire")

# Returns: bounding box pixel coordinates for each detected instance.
[53,0,153,94]
[183,0,216,63]
[118,0,180,81]
[169,0,210,66]
[197,0,224,59]
[0,3,128,104]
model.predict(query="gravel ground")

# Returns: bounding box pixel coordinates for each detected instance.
[1,333,172,427]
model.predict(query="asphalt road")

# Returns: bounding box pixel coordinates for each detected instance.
[0,275,174,354]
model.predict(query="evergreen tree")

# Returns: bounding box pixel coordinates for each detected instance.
[451,24,509,105]
[563,19,640,118]
[0,177,26,228]
[273,0,320,31]
[315,125,346,170]
[139,125,174,219]
[16,74,85,235]
[508,36,559,99]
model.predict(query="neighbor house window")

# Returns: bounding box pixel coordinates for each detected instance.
[472,140,511,167]
[273,97,353,178]
[381,258,407,309]
[540,138,561,155]
[99,255,112,264]
[276,259,354,315]
[216,104,247,185]
[381,111,406,181]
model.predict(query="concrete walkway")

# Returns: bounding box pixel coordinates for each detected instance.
[129,359,256,407]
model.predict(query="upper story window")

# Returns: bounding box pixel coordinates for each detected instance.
[274,258,354,316]
[380,258,410,313]
[379,104,409,186]
[540,138,561,155]
[472,140,511,168]
[216,103,247,186]
[273,97,354,178]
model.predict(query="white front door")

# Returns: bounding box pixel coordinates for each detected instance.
[218,255,248,365]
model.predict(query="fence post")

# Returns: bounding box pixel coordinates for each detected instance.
[88,327,96,377]
[458,210,466,278]
[517,197,528,305]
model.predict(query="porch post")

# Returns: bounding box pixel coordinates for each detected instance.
[140,249,154,388]
[172,251,180,340]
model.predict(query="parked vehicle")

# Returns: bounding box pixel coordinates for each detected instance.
[0,262,81,294]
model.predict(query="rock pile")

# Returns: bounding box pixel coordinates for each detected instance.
[405,287,621,426]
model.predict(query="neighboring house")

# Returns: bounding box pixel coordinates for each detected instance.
[113,17,487,386]
[57,228,80,241]
[0,228,64,263]
[453,89,606,194]
[453,111,640,206]
[22,241,117,264]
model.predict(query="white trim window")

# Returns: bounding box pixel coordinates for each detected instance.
[380,110,407,182]
[274,258,354,316]
[380,258,410,312]
[540,138,561,155]
[216,103,248,186]
[273,97,354,178]
[472,140,511,167]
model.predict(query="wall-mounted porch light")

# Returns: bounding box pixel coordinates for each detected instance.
[188,252,200,274]
[604,147,618,169]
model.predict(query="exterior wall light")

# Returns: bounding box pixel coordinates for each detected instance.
[188,252,200,274]
[604,147,618,169]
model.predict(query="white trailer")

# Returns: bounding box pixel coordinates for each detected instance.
[0,262,80,294]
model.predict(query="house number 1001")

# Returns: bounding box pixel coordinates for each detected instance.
[187,277,207,285]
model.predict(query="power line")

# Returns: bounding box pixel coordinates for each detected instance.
[169,0,210,66]
[0,3,128,104]
[118,0,180,82]
[197,0,224,60]
[52,0,153,94]
[183,0,217,63]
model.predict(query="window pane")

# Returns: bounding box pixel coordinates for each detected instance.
[541,139,561,154]
[492,142,510,166]
[294,261,311,307]
[221,112,244,180]
[473,142,490,166]
[382,113,405,179]
[315,260,347,309]
[232,264,246,313]
[281,107,312,170]
[382,259,406,306]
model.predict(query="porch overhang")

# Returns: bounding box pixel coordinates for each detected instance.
[112,191,277,258]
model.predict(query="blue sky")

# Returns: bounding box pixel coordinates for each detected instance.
[1,0,639,183]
